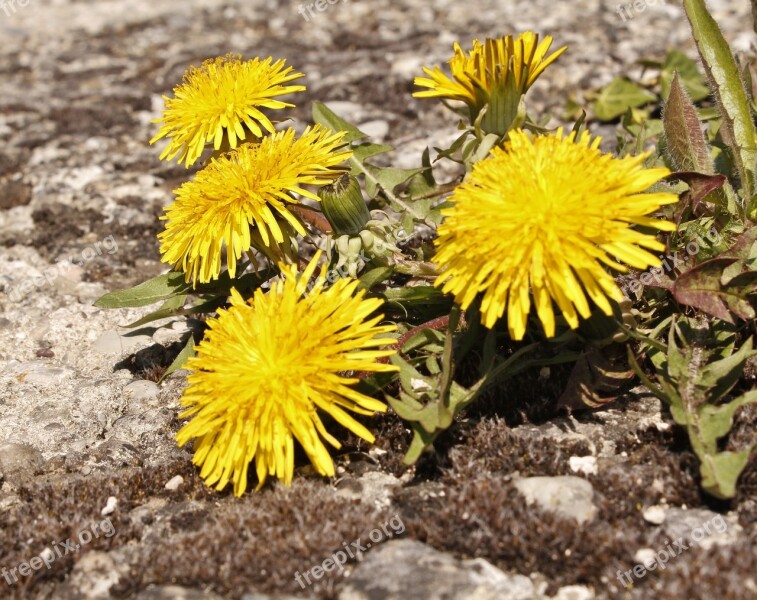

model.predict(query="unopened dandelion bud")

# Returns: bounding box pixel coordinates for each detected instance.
[319,174,371,237]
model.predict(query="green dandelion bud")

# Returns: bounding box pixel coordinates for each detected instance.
[319,173,371,237]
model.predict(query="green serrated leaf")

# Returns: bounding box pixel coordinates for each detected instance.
[388,393,432,423]
[351,142,394,165]
[406,147,438,199]
[699,448,753,500]
[425,355,441,375]
[593,77,657,121]
[124,296,227,329]
[400,328,446,354]
[673,257,754,323]
[699,388,757,442]
[673,229,757,322]
[698,338,756,400]
[95,271,190,309]
[363,165,424,199]
[684,0,757,202]
[122,294,187,328]
[390,354,430,396]
[643,316,756,499]
[433,130,472,163]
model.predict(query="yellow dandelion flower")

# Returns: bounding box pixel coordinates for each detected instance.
[434,129,678,341]
[150,53,306,167]
[414,32,566,118]
[159,125,351,285]
[176,253,398,495]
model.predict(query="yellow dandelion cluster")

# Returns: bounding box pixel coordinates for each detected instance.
[433,129,678,341]
[414,32,566,117]
[151,53,305,167]
[159,125,351,285]
[144,38,682,496]
[176,254,398,496]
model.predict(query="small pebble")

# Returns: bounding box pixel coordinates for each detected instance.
[35,347,55,358]
[569,455,598,476]
[634,547,658,569]
[101,496,118,516]
[164,475,184,491]
[514,476,597,524]
[643,505,667,525]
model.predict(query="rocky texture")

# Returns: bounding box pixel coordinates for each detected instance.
[513,476,598,524]
[1,1,756,599]
[339,539,540,600]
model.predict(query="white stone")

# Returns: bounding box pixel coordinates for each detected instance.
[642,505,667,525]
[164,475,184,491]
[410,378,432,393]
[101,496,118,516]
[514,476,597,524]
[633,548,658,569]
[569,456,598,476]
[549,585,595,600]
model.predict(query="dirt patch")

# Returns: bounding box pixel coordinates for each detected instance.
[0,181,32,210]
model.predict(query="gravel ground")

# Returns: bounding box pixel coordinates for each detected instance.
[0,1,755,599]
